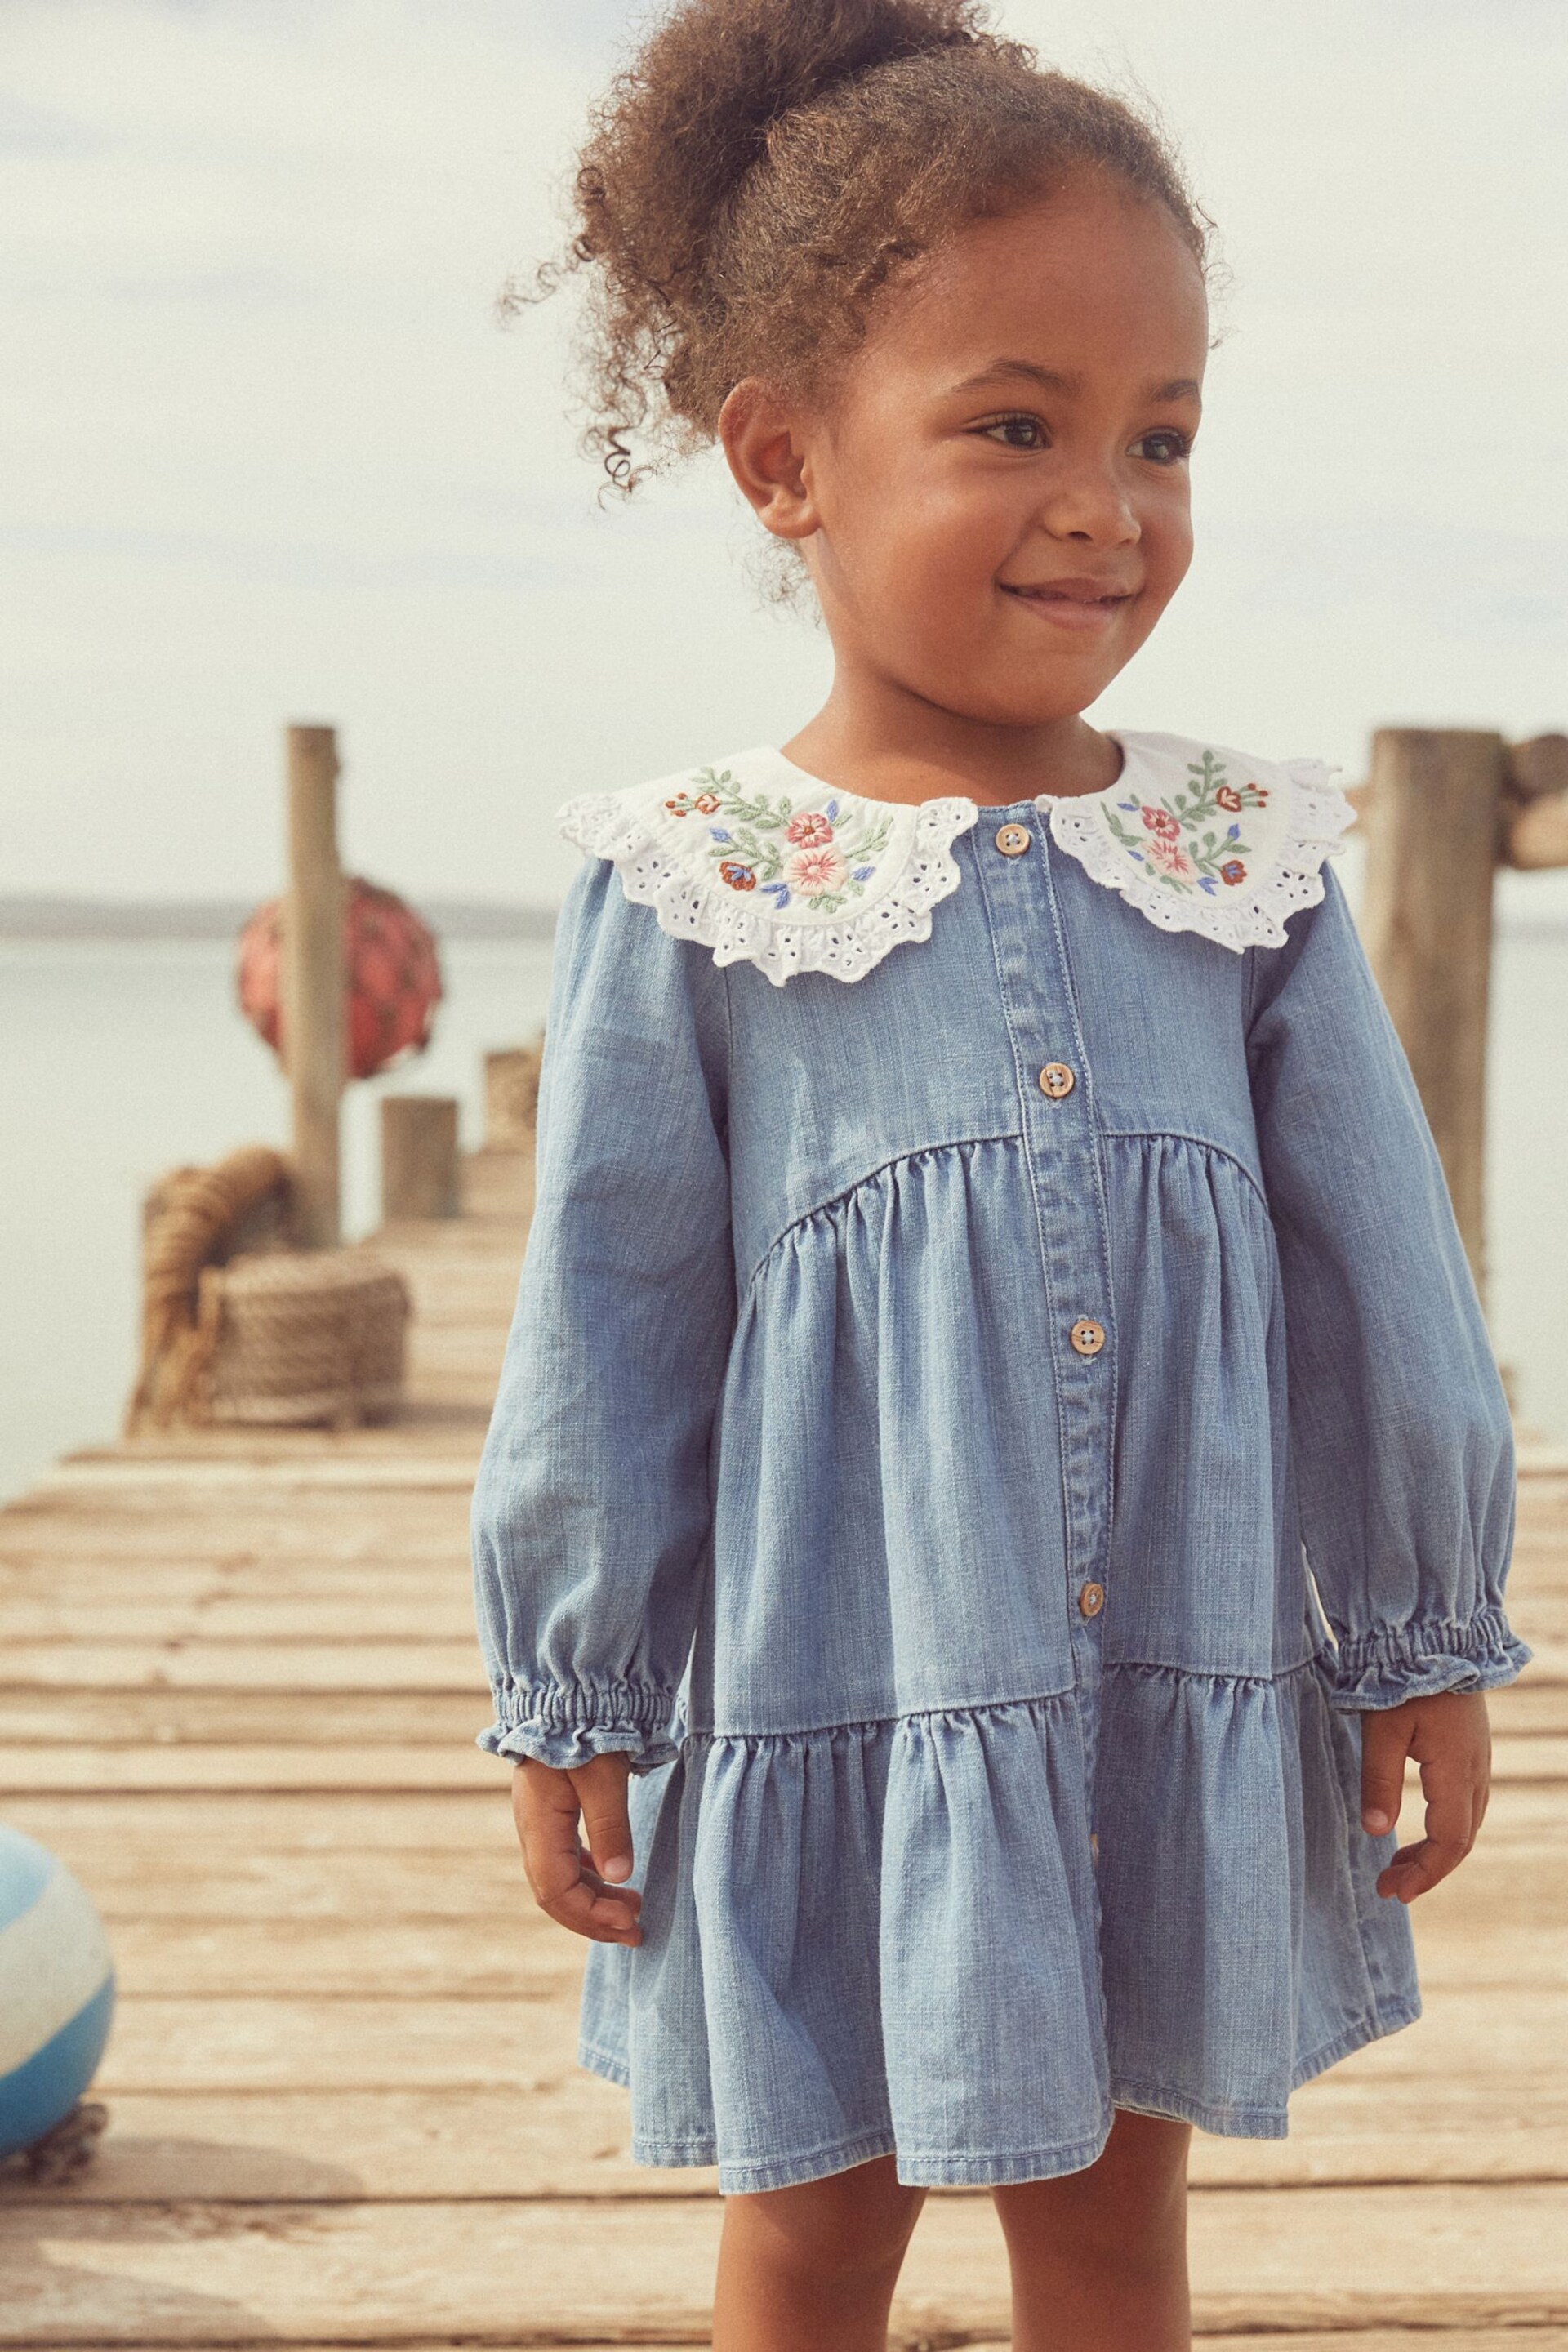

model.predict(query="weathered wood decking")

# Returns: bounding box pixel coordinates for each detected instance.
[2,1139,1566,2346]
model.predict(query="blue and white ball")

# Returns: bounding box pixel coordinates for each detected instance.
[0,1827,114,2159]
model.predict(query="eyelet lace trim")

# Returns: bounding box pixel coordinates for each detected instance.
[1043,753,1356,954]
[559,763,978,987]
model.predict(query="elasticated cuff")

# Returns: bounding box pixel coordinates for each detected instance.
[1329,1607,1531,1711]
[478,1678,681,1773]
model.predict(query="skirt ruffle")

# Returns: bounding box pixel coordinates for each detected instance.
[577,1658,1418,2192]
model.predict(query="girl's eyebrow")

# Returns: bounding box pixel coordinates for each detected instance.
[951,359,1203,405]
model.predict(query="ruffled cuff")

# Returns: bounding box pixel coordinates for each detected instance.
[478,1679,683,1774]
[1328,1607,1532,1711]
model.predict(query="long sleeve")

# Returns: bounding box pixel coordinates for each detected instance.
[470,855,736,1771]
[1247,865,1529,1709]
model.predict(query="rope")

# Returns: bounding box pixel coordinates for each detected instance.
[126,1145,291,1430]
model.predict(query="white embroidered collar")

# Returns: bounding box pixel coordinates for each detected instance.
[557,733,1354,987]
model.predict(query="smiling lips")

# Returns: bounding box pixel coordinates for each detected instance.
[1000,576,1136,630]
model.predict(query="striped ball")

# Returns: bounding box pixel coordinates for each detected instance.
[0,1827,115,2159]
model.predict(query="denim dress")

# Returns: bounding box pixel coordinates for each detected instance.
[470,729,1527,2194]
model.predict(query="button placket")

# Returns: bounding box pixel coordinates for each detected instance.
[970,817,1116,1791]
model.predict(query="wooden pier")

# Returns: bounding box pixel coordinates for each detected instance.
[2,1132,1566,2346]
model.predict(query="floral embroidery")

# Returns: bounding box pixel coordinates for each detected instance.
[1104,750,1271,900]
[670,765,895,915]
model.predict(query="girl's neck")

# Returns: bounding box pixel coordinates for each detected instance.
[781,684,1122,809]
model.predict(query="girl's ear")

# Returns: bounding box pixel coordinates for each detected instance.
[718,379,819,542]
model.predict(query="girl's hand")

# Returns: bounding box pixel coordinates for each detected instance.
[511,1752,643,1945]
[1360,1689,1491,1904]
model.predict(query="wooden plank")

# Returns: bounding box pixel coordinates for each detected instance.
[95,1995,589,2091]
[0,1748,498,1794]
[0,1597,479,1640]
[0,1522,467,1565]
[100,1916,570,1994]
[0,1795,516,1849]
[2,2187,1567,2339]
[0,1647,487,1694]
[0,1693,488,1745]
[24,1460,481,1494]
[2,1851,512,1918]
[1489,1684,1568,1732]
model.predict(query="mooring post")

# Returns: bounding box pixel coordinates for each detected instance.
[381,1096,460,1221]
[1358,728,1508,1300]
[283,724,345,1249]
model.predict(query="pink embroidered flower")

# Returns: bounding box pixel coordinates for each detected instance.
[693,791,721,815]
[1219,858,1247,885]
[1216,784,1243,813]
[718,859,757,891]
[1147,835,1196,881]
[785,810,835,847]
[1141,804,1182,841]
[787,844,849,895]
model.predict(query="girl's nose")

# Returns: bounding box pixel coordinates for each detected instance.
[1040,466,1141,547]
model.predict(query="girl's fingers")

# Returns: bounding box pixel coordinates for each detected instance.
[1359,1705,1412,1838]
[512,1759,644,1944]
[572,1753,637,1884]
[1376,1740,1484,1904]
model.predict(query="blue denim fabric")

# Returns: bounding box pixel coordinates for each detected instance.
[471,760,1526,2193]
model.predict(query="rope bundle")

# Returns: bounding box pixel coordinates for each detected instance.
[127,1145,408,1432]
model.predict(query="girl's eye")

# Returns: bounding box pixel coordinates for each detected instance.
[1134,429,1193,466]
[978,414,1047,451]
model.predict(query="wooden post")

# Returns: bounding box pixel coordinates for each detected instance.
[381,1096,460,1220]
[283,724,344,1249]
[1359,728,1508,1297]
[484,1041,543,1151]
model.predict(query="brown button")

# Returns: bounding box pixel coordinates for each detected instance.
[1038,1062,1076,1100]
[994,822,1031,857]
[1079,1581,1106,1619]
[1070,1317,1106,1357]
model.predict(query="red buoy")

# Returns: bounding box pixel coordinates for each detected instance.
[237,880,443,1080]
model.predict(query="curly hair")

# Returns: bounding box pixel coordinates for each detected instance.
[532,0,1212,489]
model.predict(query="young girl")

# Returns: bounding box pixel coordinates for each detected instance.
[471,4,1528,2344]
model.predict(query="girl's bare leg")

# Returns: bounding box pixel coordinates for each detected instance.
[712,2152,927,2352]
[993,2109,1192,2352]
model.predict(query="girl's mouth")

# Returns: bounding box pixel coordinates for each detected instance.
[1000,579,1135,630]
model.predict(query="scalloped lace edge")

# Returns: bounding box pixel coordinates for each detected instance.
[1045,760,1356,953]
[558,790,980,987]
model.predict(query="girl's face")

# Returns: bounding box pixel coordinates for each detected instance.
[726,175,1209,732]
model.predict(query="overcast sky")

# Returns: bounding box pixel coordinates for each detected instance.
[2,0,1565,908]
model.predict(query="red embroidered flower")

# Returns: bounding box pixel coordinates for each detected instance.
[1148,836,1196,881]
[1141,804,1182,841]
[663,794,693,817]
[785,811,835,847]
[718,859,757,891]
[693,791,721,815]
[1216,785,1242,813]
[1219,858,1247,885]
[787,844,849,894]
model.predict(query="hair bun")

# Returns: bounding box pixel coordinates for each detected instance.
[576,0,995,296]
